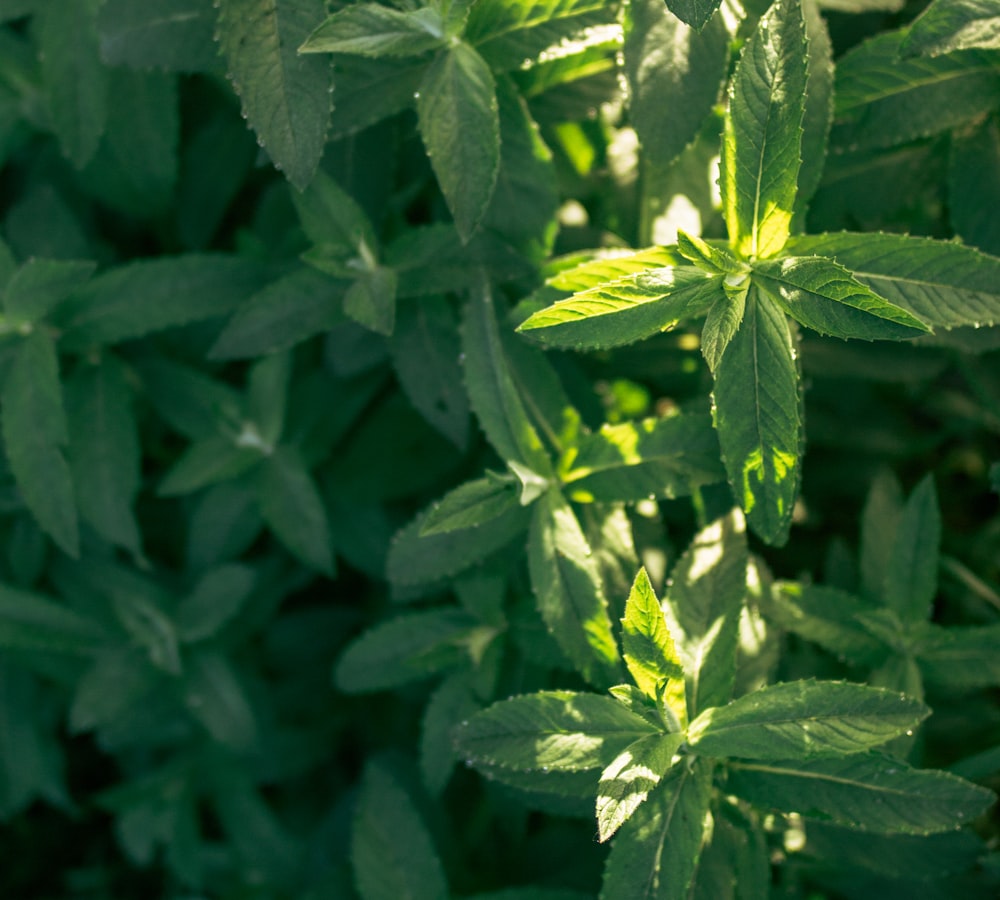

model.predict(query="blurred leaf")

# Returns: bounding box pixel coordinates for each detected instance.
[949,114,1000,254]
[158,435,262,496]
[183,651,258,751]
[0,583,106,654]
[70,647,161,732]
[464,0,608,45]
[795,0,834,224]
[420,674,480,794]
[344,264,397,335]
[97,0,219,71]
[917,622,1000,688]
[216,0,333,189]
[185,483,263,572]
[883,476,940,623]
[111,591,181,675]
[2,258,95,324]
[176,564,257,643]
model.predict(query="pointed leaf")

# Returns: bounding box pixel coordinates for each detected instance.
[257,445,334,575]
[158,436,262,496]
[883,475,940,622]
[904,0,1000,56]
[663,510,748,716]
[183,651,258,751]
[454,690,660,772]
[664,0,722,31]
[917,622,1000,689]
[528,489,621,688]
[292,168,378,254]
[728,754,995,834]
[564,412,725,503]
[420,674,480,795]
[2,259,95,324]
[300,4,447,57]
[597,733,685,842]
[464,0,608,45]
[518,267,721,350]
[97,0,219,72]
[216,0,332,189]
[420,476,521,536]
[175,563,257,644]
[622,568,684,702]
[344,265,397,335]
[753,256,930,340]
[949,113,1000,255]
[783,231,1000,330]
[859,467,904,601]
[599,758,714,900]
[712,289,801,545]
[794,0,834,223]
[721,0,808,259]
[547,247,685,292]
[687,680,928,760]
[701,287,747,372]
[417,42,499,241]
[0,584,106,655]
[833,31,1000,150]
[2,332,77,556]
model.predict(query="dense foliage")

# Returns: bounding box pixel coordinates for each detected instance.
[1,0,1000,897]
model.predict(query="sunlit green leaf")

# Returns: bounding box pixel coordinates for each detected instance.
[903,0,1000,57]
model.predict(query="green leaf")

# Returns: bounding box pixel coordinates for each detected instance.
[464,0,608,45]
[783,231,1000,330]
[292,168,378,255]
[528,489,621,688]
[2,331,78,556]
[246,352,291,449]
[65,355,141,555]
[39,0,108,167]
[752,256,931,340]
[701,288,747,373]
[833,31,1000,150]
[883,475,940,623]
[859,467,904,601]
[417,42,500,242]
[182,651,258,751]
[599,758,714,900]
[688,800,769,900]
[344,265,397,336]
[420,475,521,536]
[324,55,428,140]
[299,4,447,57]
[351,762,448,900]
[949,113,1000,255]
[157,435,262,496]
[622,568,684,704]
[175,563,257,644]
[420,674,480,795]
[518,267,721,350]
[0,583,106,655]
[257,445,334,575]
[111,591,181,675]
[794,0,834,224]
[664,0,722,31]
[2,258,95,324]
[721,0,808,259]
[210,267,343,359]
[216,0,332,189]
[97,0,220,72]
[185,483,263,572]
[547,247,686,291]
[454,690,659,772]
[728,754,995,834]
[903,0,1000,56]
[687,680,928,760]
[663,510,747,717]
[390,294,470,449]
[69,647,160,733]
[677,232,746,276]
[916,622,1000,689]
[563,412,725,503]
[624,0,728,175]
[711,289,801,546]
[596,733,685,842]
[462,278,552,474]
[59,255,273,348]
[335,608,481,693]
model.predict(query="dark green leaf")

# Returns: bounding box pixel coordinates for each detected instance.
[257,445,334,574]
[417,42,500,242]
[518,267,721,350]
[688,800,769,900]
[2,332,78,556]
[528,489,621,688]
[97,0,219,72]
[596,733,685,842]
[292,168,378,254]
[2,258,95,324]
[728,754,995,834]
[420,674,480,794]
[622,567,684,703]
[39,0,108,167]
[246,352,291,449]
[69,648,160,733]
[784,231,1000,330]
[454,690,659,772]
[753,256,930,340]
[859,468,904,601]
[351,761,448,900]
[216,0,333,189]
[324,55,429,140]
[420,475,521,536]
[344,265,397,335]
[949,113,1000,254]
[687,681,928,760]
[111,591,181,675]
[563,412,725,503]
[903,0,1000,56]
[299,4,447,57]
[175,564,257,643]
[65,355,141,555]
[833,31,1000,150]
[721,0,808,259]
[883,475,940,622]
[599,758,714,900]
[182,651,258,751]
[185,483,263,572]
[917,622,1000,688]
[712,289,801,546]
[158,435,262,496]
[0,583,106,654]
[795,0,834,224]
[663,510,748,717]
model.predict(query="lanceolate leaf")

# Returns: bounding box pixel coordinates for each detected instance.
[0,584,107,655]
[97,0,220,73]
[547,248,685,292]
[417,43,499,242]
[917,623,1000,688]
[949,113,1000,255]
[299,4,448,57]
[528,489,621,688]
[687,681,928,760]
[2,332,78,557]
[562,412,725,503]
[596,733,685,842]
[795,0,834,224]
[420,475,520,536]
[622,568,685,703]
[664,0,722,31]
[701,288,747,372]
[464,0,608,45]
[663,510,747,717]
[712,289,801,546]
[721,0,808,259]
[833,31,1000,150]
[518,268,721,350]
[752,256,931,340]
[2,259,95,324]
[599,758,714,900]
[883,475,941,623]
[216,0,332,189]
[783,231,1000,329]
[728,754,995,834]
[454,691,659,772]
[903,0,1000,57]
